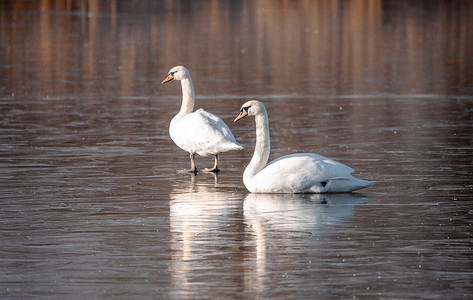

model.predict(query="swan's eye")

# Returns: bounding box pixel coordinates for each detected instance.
[242,105,251,112]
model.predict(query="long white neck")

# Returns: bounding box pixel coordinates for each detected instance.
[243,109,270,184]
[176,76,195,118]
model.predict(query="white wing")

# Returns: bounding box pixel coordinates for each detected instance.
[249,153,369,193]
[170,109,243,156]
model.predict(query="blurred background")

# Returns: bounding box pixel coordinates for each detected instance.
[2,0,472,98]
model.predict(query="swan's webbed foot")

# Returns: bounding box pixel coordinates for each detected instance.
[178,153,198,174]
[201,154,220,173]
[177,168,198,174]
[201,166,220,173]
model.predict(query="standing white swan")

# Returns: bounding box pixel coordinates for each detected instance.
[234,100,373,193]
[162,66,243,173]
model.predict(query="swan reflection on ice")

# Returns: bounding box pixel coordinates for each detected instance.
[169,181,240,297]
[244,193,367,233]
[243,193,367,294]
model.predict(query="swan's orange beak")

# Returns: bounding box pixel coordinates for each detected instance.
[162,74,174,84]
[234,109,248,122]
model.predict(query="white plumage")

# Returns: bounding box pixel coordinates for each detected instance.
[162,66,243,173]
[170,108,241,156]
[234,100,373,193]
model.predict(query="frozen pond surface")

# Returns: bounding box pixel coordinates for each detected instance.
[1,1,473,299]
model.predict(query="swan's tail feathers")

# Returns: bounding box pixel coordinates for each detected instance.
[232,142,244,151]
[219,142,244,153]
[326,176,373,193]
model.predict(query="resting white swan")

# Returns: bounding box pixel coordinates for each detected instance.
[234,100,373,193]
[162,66,243,173]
